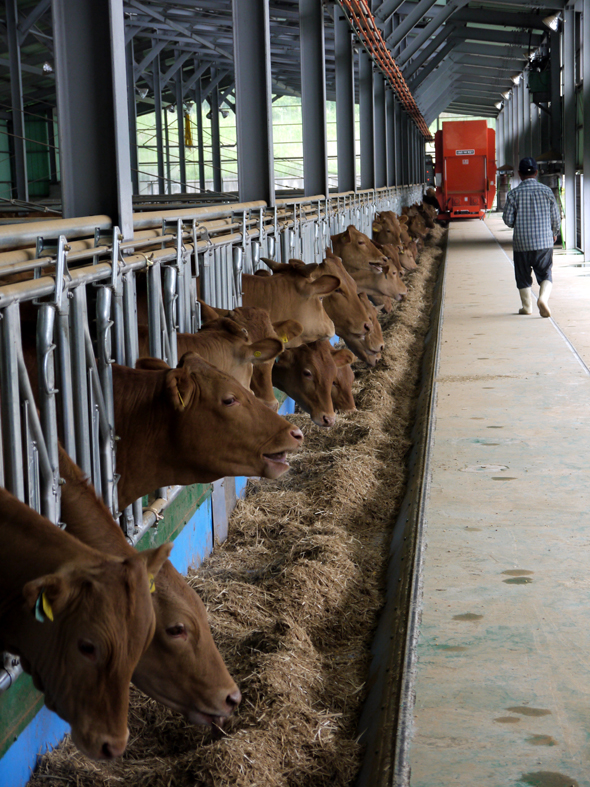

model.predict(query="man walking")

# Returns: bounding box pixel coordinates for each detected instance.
[502,157,561,318]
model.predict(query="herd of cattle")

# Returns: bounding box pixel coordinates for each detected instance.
[0,201,439,764]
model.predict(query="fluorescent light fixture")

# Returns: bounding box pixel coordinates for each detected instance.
[501,90,512,100]
[542,13,561,31]
[511,73,522,85]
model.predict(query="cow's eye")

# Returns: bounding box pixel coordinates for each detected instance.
[222,395,238,406]
[334,288,344,294]
[78,639,97,661]
[303,369,313,379]
[358,240,365,245]
[166,624,186,638]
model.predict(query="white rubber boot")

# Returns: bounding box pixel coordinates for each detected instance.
[537,280,552,318]
[518,287,533,315]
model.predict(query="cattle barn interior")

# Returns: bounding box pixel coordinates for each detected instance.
[0,1,589,786]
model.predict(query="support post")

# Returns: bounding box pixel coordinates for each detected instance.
[359,50,375,190]
[374,73,387,189]
[394,98,402,186]
[5,0,28,202]
[209,72,222,193]
[52,0,133,238]
[583,0,590,258]
[232,0,274,205]
[334,6,355,192]
[153,49,165,194]
[126,38,139,194]
[195,76,206,192]
[386,88,395,186]
[176,61,187,191]
[299,0,328,196]
[550,29,562,156]
[563,6,576,249]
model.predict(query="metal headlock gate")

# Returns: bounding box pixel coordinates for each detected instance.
[0,184,423,699]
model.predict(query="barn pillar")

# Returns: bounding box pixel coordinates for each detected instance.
[386,88,396,186]
[334,6,356,192]
[5,0,28,202]
[52,0,133,238]
[374,73,387,189]
[359,50,375,189]
[394,98,403,186]
[299,0,328,197]
[232,0,275,205]
[152,49,165,195]
[125,38,139,195]
[550,29,562,156]
[583,0,590,258]
[563,5,576,249]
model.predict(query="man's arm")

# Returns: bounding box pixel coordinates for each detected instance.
[550,193,561,237]
[502,192,515,228]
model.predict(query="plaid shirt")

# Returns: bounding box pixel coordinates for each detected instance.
[502,178,561,251]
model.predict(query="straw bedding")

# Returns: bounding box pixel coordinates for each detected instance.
[28,226,445,787]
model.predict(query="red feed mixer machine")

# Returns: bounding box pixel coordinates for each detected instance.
[434,119,496,221]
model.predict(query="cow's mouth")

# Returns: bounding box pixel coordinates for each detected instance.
[263,450,289,467]
[369,263,383,273]
[190,709,227,727]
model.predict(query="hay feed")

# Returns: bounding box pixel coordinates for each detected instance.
[28,229,445,787]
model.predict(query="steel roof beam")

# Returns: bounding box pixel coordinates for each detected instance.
[385,0,439,50]
[395,0,470,68]
[402,23,460,80]
[449,27,543,46]
[452,41,530,59]
[450,52,528,71]
[160,50,192,88]
[450,7,550,30]
[134,38,167,79]
[17,0,51,46]
[407,39,459,90]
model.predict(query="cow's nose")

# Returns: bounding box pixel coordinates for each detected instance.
[322,414,335,427]
[227,688,242,709]
[363,322,371,333]
[290,428,304,443]
[100,736,127,760]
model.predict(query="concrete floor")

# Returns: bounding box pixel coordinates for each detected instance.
[408,216,590,787]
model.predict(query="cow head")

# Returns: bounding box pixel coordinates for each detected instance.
[114,355,304,506]
[20,543,170,759]
[242,267,339,346]
[315,250,371,342]
[131,563,241,727]
[343,293,384,367]
[272,340,354,427]
[331,357,356,413]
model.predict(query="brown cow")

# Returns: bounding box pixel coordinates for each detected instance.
[331,361,356,413]
[315,249,371,342]
[0,487,170,759]
[198,301,303,410]
[272,340,354,427]
[343,293,384,367]
[242,264,339,346]
[137,319,283,391]
[113,353,304,508]
[331,225,406,301]
[58,448,241,727]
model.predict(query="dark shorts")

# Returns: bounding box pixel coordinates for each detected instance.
[513,248,553,289]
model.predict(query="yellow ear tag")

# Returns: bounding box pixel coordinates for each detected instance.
[281,336,288,343]
[372,224,380,232]
[42,591,54,622]
[254,350,262,358]
[177,390,185,409]
[149,574,156,594]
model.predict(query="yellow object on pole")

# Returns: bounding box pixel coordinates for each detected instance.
[184,112,193,147]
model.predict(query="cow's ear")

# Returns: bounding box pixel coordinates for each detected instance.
[254,269,272,277]
[272,319,303,344]
[260,257,290,273]
[137,543,172,579]
[310,274,340,296]
[198,299,223,322]
[399,215,408,224]
[22,574,71,620]
[289,260,318,278]
[166,366,197,412]
[218,318,249,339]
[372,221,383,233]
[136,357,170,372]
[331,347,355,367]
[245,337,283,364]
[324,246,338,259]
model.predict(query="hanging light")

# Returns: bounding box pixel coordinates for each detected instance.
[511,73,522,85]
[137,88,148,99]
[542,12,561,31]
[42,62,53,74]
[501,90,511,100]
[494,101,503,110]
